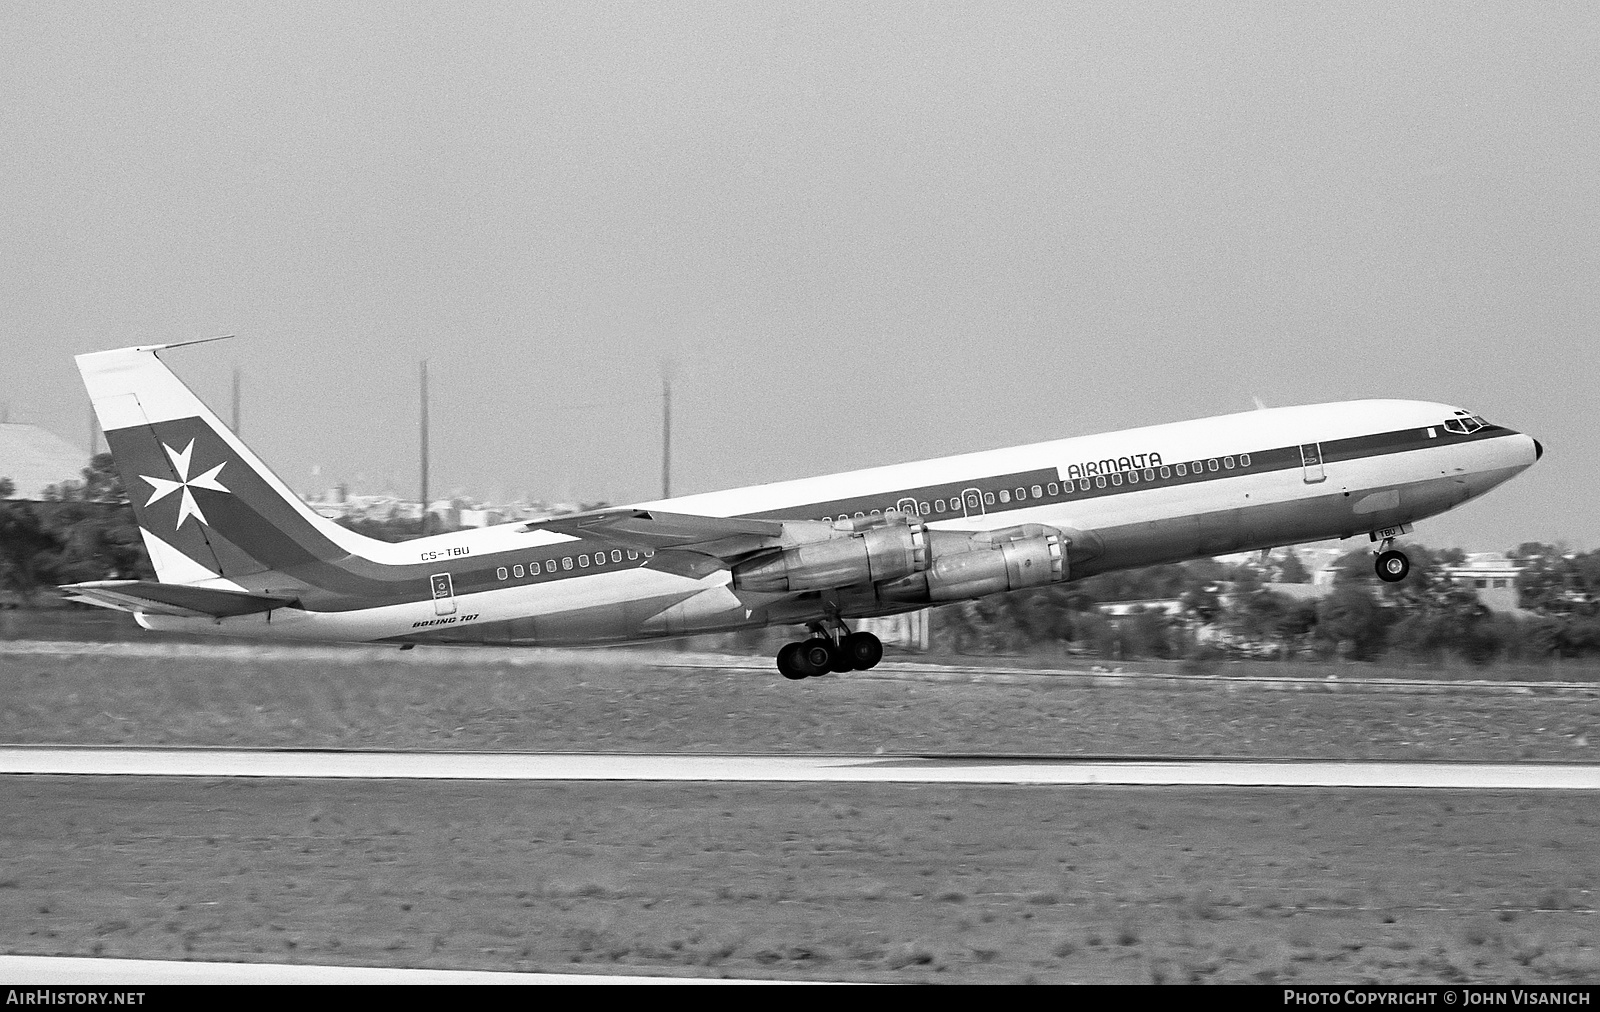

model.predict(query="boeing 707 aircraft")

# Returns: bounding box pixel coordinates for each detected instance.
[64,343,1541,679]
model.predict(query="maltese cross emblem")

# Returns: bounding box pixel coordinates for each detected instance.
[140,439,230,530]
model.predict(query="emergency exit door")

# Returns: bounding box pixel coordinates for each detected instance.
[960,487,986,518]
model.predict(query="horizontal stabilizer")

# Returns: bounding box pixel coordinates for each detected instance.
[60,580,299,618]
[523,509,785,559]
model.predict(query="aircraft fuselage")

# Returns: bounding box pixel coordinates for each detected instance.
[130,398,1537,647]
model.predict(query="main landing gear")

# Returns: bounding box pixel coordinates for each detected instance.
[775,621,883,680]
[1374,537,1411,583]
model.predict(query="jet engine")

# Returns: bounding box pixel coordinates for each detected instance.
[878,524,1073,603]
[732,518,929,593]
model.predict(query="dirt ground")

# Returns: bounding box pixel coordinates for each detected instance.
[0,779,1594,984]
[1,651,1597,760]
[0,651,1596,983]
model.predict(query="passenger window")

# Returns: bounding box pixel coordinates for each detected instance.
[935,499,946,512]
[562,557,573,571]
[999,490,1010,503]
[1224,456,1234,469]
[1111,472,1122,486]
[1015,487,1026,500]
[513,564,524,578]
[870,509,881,516]
[579,554,589,567]
[1095,476,1106,488]
[1080,479,1092,492]
[855,512,865,518]
[628,551,639,560]
[1160,466,1170,478]
[612,550,622,562]
[1127,470,1140,484]
[1240,454,1250,467]
[919,502,930,514]
[1207,459,1218,472]
[1047,482,1058,495]
[1031,484,1042,498]
[1176,463,1187,476]
[1144,468,1154,481]
[497,567,508,580]
[594,553,604,566]
[983,492,995,505]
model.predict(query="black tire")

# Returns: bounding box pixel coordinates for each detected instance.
[776,642,808,680]
[829,649,855,674]
[1375,550,1410,583]
[799,637,836,677]
[843,631,884,670]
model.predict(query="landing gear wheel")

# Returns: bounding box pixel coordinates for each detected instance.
[842,631,884,670]
[798,637,837,677]
[776,642,808,680]
[1375,550,1410,583]
[829,650,855,674]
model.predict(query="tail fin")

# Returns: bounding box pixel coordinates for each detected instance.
[78,344,389,590]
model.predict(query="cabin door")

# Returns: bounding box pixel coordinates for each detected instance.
[1300,443,1326,484]
[430,573,457,616]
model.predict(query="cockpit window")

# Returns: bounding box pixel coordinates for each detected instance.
[1442,413,1487,435]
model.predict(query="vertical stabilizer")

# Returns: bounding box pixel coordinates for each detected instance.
[77,345,389,586]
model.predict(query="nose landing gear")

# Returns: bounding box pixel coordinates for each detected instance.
[1373,534,1411,583]
[1375,549,1410,582]
[775,620,883,679]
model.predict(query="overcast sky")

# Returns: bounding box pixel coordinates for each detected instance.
[3,2,1596,551]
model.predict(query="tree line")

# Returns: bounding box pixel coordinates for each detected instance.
[5,461,1599,664]
[932,543,1600,665]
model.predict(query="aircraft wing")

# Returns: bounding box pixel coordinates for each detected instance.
[522,509,787,561]
[60,580,300,618]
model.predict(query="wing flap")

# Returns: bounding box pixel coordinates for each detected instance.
[523,509,786,558]
[61,580,299,618]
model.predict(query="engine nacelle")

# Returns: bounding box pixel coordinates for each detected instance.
[732,519,929,593]
[878,524,1070,603]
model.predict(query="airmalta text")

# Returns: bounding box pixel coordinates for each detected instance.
[1065,453,1163,480]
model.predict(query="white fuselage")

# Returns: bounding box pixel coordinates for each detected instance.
[138,399,1538,645]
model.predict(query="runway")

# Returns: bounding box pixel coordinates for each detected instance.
[0,954,790,985]
[2,747,1597,788]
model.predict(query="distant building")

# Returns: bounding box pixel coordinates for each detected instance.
[1443,552,1521,612]
[1264,582,1331,603]
[1096,599,1187,618]
[856,609,930,650]
[0,423,87,500]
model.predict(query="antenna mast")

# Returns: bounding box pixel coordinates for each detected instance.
[661,369,672,499]
[420,359,430,536]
